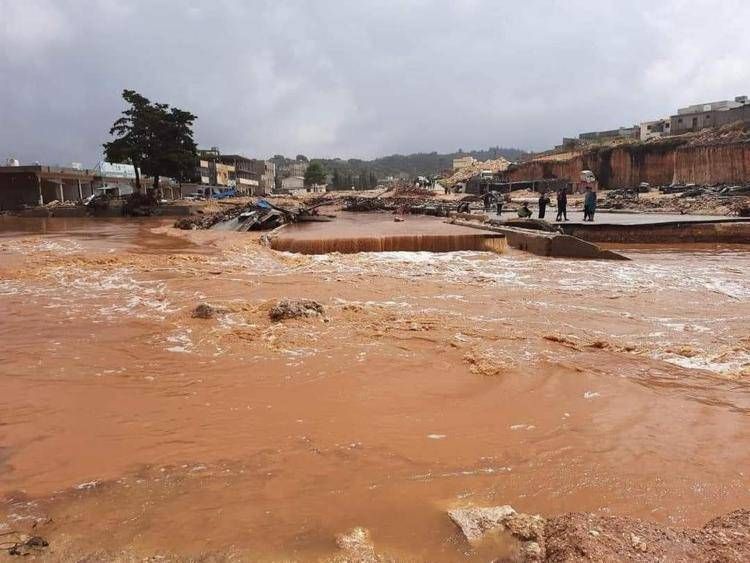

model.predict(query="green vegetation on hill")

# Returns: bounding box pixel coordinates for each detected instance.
[271,147,529,191]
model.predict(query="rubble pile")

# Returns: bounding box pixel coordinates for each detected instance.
[686,121,750,146]
[175,199,333,231]
[390,183,435,197]
[343,196,455,216]
[174,203,252,230]
[448,505,750,562]
[269,299,325,322]
[599,186,750,215]
[443,157,512,187]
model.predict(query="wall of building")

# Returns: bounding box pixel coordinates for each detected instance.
[0,171,39,209]
[671,104,750,135]
[281,176,304,191]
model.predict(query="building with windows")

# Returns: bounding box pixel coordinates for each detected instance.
[218,155,263,195]
[640,119,672,141]
[670,95,749,135]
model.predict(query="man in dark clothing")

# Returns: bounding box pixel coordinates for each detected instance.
[556,188,568,221]
[496,197,503,216]
[538,192,550,219]
[483,191,495,213]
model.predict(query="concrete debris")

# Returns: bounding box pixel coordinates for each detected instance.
[497,218,562,233]
[269,299,325,322]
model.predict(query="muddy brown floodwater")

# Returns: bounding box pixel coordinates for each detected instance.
[1,215,749,561]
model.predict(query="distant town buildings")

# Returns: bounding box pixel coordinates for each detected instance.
[284,161,308,177]
[195,147,276,195]
[670,95,749,135]
[562,94,749,147]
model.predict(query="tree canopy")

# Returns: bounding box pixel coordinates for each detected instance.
[303,162,326,186]
[103,89,198,192]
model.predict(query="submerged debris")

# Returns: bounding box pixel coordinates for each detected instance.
[2,534,49,557]
[192,303,228,319]
[175,199,334,231]
[269,299,325,322]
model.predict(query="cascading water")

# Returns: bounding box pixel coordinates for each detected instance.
[269,213,507,254]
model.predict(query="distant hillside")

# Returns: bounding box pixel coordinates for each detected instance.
[315,147,530,181]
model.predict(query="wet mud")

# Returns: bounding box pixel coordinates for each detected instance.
[0,215,749,560]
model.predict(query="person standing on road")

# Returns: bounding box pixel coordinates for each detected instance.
[483,191,495,213]
[583,186,597,221]
[556,187,568,221]
[538,192,550,219]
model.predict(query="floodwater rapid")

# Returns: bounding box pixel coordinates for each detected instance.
[1,215,749,560]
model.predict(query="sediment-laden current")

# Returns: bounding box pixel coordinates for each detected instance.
[0,216,749,560]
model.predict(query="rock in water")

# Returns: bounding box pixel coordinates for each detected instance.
[448,505,518,543]
[191,303,227,319]
[269,299,325,322]
[333,527,384,562]
[448,505,546,561]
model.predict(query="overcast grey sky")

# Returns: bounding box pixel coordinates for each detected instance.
[1,0,749,166]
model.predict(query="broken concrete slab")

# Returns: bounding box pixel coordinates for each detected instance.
[561,219,750,244]
[449,218,629,260]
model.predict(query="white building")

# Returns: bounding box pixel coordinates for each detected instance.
[640,118,671,141]
[280,176,305,192]
[92,161,139,196]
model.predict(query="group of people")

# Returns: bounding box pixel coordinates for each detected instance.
[533,186,596,221]
[482,190,507,215]
[458,186,598,222]
[531,187,571,221]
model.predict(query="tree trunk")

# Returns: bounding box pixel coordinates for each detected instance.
[134,164,142,193]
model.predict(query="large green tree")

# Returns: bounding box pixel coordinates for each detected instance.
[304,162,326,187]
[104,89,197,193]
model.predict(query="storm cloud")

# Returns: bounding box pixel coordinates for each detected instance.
[1,0,749,165]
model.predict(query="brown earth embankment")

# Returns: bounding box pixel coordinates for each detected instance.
[506,139,750,188]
